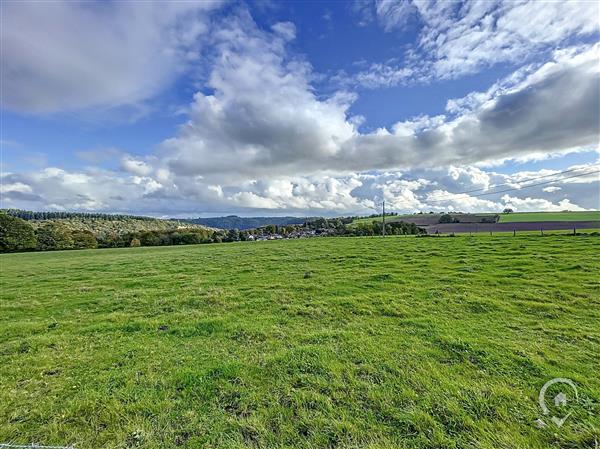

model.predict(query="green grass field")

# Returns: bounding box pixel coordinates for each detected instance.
[351,211,600,226]
[1,236,599,448]
[498,211,600,223]
[349,215,416,226]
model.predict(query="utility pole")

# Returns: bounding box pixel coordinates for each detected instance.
[382,200,385,237]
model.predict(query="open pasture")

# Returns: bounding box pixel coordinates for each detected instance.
[351,211,600,234]
[1,235,599,448]
[498,211,600,223]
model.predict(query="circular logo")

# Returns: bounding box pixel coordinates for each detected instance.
[538,377,578,427]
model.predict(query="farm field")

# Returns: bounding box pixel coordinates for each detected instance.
[1,236,599,448]
[498,211,600,223]
[421,223,600,235]
[352,211,600,227]
[350,213,498,227]
[351,211,600,234]
[349,214,426,226]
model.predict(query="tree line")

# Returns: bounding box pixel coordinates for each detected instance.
[0,213,425,253]
[0,213,225,252]
[351,220,424,236]
[1,209,161,222]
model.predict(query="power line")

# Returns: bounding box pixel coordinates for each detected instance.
[382,199,385,237]
[426,169,599,203]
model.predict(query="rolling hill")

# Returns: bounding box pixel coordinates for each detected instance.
[2,209,210,238]
[181,215,310,230]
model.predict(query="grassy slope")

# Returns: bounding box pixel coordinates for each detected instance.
[352,211,600,226]
[1,236,599,449]
[349,215,416,226]
[349,214,498,227]
[498,211,600,223]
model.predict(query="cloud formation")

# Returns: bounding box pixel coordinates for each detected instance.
[2,2,598,216]
[160,10,357,183]
[3,162,597,216]
[1,0,222,113]
[160,12,599,183]
[352,0,600,86]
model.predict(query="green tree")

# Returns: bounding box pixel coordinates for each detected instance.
[179,233,203,245]
[140,231,162,246]
[100,232,126,248]
[36,222,74,251]
[439,213,454,223]
[0,213,37,252]
[72,230,98,249]
[264,224,277,234]
[226,228,240,242]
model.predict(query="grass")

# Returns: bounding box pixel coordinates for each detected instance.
[498,211,600,223]
[349,214,417,226]
[1,235,599,448]
[351,211,600,227]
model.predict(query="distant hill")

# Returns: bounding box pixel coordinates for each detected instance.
[2,209,208,238]
[181,215,311,230]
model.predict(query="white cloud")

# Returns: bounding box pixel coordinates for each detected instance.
[333,47,599,174]
[3,160,596,216]
[0,182,32,194]
[351,0,600,87]
[375,0,418,31]
[162,10,357,182]
[226,175,369,212]
[229,192,280,209]
[1,1,222,113]
[156,10,599,183]
[121,156,153,176]
[376,178,430,210]
[426,189,502,212]
[271,22,296,41]
[351,63,413,88]
[501,195,588,212]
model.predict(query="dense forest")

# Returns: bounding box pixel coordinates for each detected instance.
[0,212,217,252]
[0,209,206,238]
[3,209,160,221]
[0,210,424,253]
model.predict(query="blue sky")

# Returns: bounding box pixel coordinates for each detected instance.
[1,0,599,216]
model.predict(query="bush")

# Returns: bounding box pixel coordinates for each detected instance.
[130,238,141,247]
[36,222,74,251]
[226,228,240,242]
[72,230,98,249]
[0,213,37,252]
[98,232,129,248]
[181,233,203,244]
[139,231,163,247]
